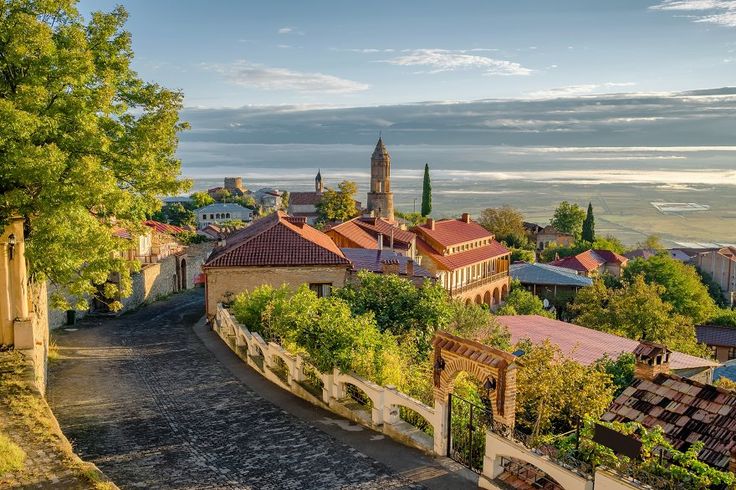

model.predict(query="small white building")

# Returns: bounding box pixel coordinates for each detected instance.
[254,187,283,210]
[195,202,253,229]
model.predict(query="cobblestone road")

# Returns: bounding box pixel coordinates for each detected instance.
[47,291,433,489]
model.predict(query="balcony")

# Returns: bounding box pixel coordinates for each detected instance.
[449,271,508,296]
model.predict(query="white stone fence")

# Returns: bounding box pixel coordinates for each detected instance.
[213,304,439,454]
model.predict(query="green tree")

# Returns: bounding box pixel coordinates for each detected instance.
[211,188,231,202]
[550,201,586,238]
[478,205,529,248]
[190,192,215,209]
[421,163,432,217]
[592,234,626,254]
[709,309,736,327]
[510,248,536,263]
[582,202,595,243]
[395,210,425,227]
[497,283,554,318]
[0,2,189,310]
[152,203,195,227]
[515,340,615,437]
[637,234,665,251]
[233,194,257,209]
[570,276,708,357]
[316,180,359,223]
[280,191,290,210]
[624,255,717,324]
[593,353,635,396]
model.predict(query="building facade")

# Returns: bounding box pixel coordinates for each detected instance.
[287,170,324,224]
[203,211,351,317]
[550,249,628,278]
[195,202,253,229]
[695,247,736,305]
[413,213,511,307]
[325,216,416,257]
[366,137,394,221]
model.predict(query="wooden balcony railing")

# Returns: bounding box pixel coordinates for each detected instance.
[449,271,508,296]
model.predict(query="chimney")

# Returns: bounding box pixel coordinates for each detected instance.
[381,258,400,275]
[461,213,471,223]
[377,233,383,250]
[406,258,415,277]
[633,341,671,381]
[426,218,435,230]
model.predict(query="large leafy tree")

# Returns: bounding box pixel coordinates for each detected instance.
[569,276,708,357]
[190,191,214,209]
[316,180,359,223]
[0,1,189,309]
[496,284,554,318]
[581,202,595,243]
[152,203,195,227]
[623,255,717,324]
[421,163,432,217]
[478,205,529,248]
[550,201,586,238]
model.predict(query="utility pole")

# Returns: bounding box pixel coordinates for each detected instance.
[413,198,417,213]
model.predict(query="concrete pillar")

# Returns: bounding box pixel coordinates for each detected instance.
[0,243,12,345]
[433,397,449,456]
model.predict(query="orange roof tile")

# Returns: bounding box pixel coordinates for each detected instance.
[144,220,186,235]
[417,237,509,271]
[413,217,492,248]
[327,217,415,251]
[204,211,350,268]
[550,249,627,273]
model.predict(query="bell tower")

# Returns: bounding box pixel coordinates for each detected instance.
[367,137,394,221]
[315,169,323,193]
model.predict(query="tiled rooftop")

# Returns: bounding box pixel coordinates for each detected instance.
[328,217,415,251]
[602,373,736,471]
[289,191,323,206]
[416,237,509,271]
[144,220,186,235]
[696,325,736,348]
[341,248,433,278]
[413,217,493,248]
[497,315,718,370]
[204,211,350,268]
[550,249,627,273]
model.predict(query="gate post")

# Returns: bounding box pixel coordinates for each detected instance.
[433,396,449,455]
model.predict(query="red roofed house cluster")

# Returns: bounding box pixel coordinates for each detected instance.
[203,211,351,317]
[550,249,628,278]
[412,214,511,307]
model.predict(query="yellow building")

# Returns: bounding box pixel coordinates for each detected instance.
[203,211,351,317]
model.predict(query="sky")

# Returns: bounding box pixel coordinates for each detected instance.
[77,0,736,109]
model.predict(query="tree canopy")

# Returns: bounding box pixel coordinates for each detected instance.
[496,283,554,318]
[316,180,359,223]
[190,192,214,209]
[421,163,432,217]
[0,1,189,309]
[582,202,595,243]
[550,201,586,238]
[569,276,708,357]
[478,205,529,248]
[623,255,717,324]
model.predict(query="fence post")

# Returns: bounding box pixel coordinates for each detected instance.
[382,386,400,425]
[433,396,449,456]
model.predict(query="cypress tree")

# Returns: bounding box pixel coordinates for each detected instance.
[421,163,432,217]
[582,202,595,243]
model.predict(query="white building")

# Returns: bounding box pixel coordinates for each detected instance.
[195,202,253,229]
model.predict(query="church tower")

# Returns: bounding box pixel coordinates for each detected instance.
[367,137,394,221]
[315,169,323,193]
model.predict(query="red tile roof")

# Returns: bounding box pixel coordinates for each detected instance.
[414,217,493,248]
[550,249,627,273]
[341,248,434,278]
[289,191,323,206]
[327,217,415,251]
[602,373,736,471]
[497,315,718,370]
[204,211,350,268]
[144,220,186,235]
[416,237,509,271]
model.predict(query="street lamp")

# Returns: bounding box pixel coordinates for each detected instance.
[8,234,15,260]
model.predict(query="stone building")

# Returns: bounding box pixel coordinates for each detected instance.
[195,202,253,229]
[287,170,324,224]
[695,247,736,305]
[533,225,575,251]
[366,137,394,221]
[203,211,351,317]
[412,213,511,307]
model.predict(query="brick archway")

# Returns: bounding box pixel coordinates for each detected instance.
[474,294,482,304]
[483,290,491,305]
[433,331,518,427]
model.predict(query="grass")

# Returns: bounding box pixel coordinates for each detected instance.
[47,337,61,362]
[0,351,118,489]
[0,431,26,475]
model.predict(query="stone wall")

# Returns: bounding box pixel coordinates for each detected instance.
[27,282,49,392]
[205,265,348,317]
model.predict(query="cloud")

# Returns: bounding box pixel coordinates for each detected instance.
[277,27,293,34]
[381,49,531,76]
[527,82,637,98]
[650,1,736,26]
[205,60,369,93]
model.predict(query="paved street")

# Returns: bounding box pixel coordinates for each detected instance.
[48,290,475,489]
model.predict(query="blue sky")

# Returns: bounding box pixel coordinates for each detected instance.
[77,0,736,108]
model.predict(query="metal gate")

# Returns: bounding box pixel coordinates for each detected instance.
[447,393,491,473]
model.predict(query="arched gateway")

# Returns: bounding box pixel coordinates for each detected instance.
[430,330,519,458]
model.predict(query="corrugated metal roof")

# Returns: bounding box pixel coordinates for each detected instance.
[510,262,593,287]
[697,325,736,348]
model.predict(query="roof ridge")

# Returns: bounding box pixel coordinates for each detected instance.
[206,213,282,263]
[279,217,347,261]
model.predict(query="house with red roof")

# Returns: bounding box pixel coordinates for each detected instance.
[412,213,511,307]
[695,247,736,303]
[203,211,351,317]
[325,215,416,257]
[550,249,628,278]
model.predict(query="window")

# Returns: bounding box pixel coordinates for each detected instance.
[210,214,214,219]
[202,214,206,219]
[309,283,332,298]
[226,213,230,218]
[729,347,736,360]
